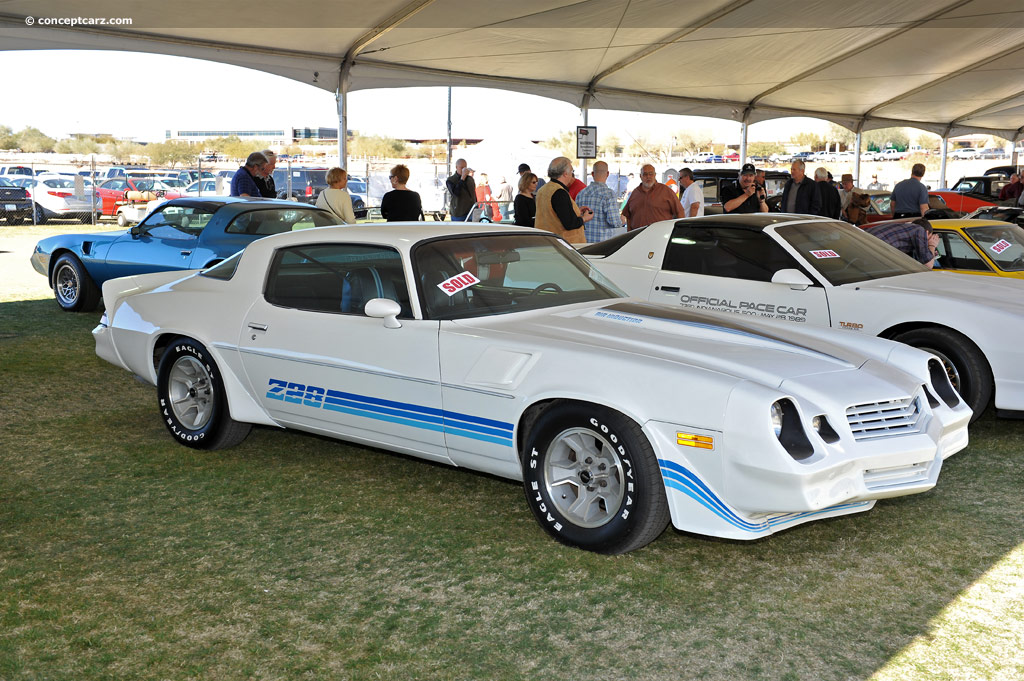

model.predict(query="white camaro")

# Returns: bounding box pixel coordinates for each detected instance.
[582,214,1024,421]
[94,223,970,553]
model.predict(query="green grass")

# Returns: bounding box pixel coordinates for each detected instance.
[1,296,1023,680]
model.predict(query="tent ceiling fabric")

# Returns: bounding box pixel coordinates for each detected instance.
[2,0,1024,138]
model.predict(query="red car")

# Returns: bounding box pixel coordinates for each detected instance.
[929,175,1008,214]
[95,176,175,216]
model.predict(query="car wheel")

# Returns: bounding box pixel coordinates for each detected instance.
[156,337,252,450]
[52,253,101,312]
[117,212,128,227]
[894,327,992,420]
[33,204,47,225]
[522,403,669,554]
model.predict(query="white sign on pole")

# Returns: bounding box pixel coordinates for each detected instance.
[577,126,597,159]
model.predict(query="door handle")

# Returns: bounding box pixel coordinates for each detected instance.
[657,285,680,293]
[180,250,192,257]
[248,322,268,331]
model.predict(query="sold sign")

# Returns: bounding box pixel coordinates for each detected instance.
[437,271,481,296]
[991,239,1012,254]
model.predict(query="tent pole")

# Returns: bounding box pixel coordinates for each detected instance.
[939,133,949,189]
[854,130,862,186]
[739,121,748,166]
[446,86,452,181]
[581,104,589,179]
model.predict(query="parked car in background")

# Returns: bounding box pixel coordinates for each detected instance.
[0,165,34,176]
[13,174,99,224]
[949,148,978,160]
[103,166,149,179]
[31,196,337,311]
[272,167,328,203]
[95,176,177,220]
[184,179,229,197]
[978,148,1007,160]
[931,175,1007,213]
[849,189,958,223]
[924,218,1024,279]
[93,222,968,552]
[964,205,1024,226]
[879,149,907,161]
[580,213,1024,418]
[0,177,33,223]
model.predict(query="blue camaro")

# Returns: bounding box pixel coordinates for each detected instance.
[32,197,339,311]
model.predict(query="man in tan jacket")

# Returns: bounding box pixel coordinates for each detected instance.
[534,157,593,244]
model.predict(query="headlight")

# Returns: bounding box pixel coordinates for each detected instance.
[770,399,814,461]
[770,402,784,436]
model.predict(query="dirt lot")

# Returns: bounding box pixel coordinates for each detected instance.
[0,222,113,303]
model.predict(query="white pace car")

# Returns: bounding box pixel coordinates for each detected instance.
[582,214,1024,421]
[94,223,969,553]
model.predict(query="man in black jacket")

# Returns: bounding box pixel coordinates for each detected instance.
[779,159,821,215]
[252,149,277,198]
[814,167,842,219]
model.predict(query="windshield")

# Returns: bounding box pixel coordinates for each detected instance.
[965,224,1024,271]
[774,220,928,285]
[414,233,625,320]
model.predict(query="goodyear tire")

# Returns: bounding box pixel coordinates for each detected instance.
[52,253,100,312]
[522,403,669,554]
[156,338,252,450]
[894,327,992,421]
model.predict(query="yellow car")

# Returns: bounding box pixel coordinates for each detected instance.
[931,218,1024,279]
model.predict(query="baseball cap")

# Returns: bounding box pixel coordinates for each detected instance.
[739,163,756,176]
[517,163,531,173]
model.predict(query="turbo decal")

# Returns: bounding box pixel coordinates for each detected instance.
[437,271,480,296]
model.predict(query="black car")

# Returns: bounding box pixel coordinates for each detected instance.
[272,167,367,217]
[0,177,32,224]
[691,168,791,214]
[965,206,1024,226]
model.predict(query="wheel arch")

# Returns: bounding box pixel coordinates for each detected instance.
[515,397,648,466]
[48,247,98,288]
[150,331,277,428]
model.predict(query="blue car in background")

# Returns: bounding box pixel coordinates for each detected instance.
[31,196,338,311]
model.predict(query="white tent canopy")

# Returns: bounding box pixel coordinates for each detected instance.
[2,0,1023,140]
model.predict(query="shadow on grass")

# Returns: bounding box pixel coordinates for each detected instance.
[1,297,1022,681]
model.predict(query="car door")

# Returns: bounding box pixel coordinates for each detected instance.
[647,223,831,325]
[236,242,450,463]
[97,179,125,214]
[102,204,211,278]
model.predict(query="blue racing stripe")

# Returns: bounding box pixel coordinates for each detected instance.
[659,458,871,534]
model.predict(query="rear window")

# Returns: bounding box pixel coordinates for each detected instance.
[578,227,646,256]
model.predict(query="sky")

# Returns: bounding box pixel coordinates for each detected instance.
[0,50,831,146]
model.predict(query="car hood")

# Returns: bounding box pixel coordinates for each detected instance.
[848,271,1024,314]
[457,300,890,389]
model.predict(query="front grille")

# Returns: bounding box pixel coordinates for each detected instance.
[863,460,932,490]
[846,396,923,441]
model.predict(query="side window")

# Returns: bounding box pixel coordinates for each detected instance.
[139,205,214,238]
[701,179,719,203]
[264,243,411,317]
[662,226,801,282]
[935,232,991,271]
[226,208,336,235]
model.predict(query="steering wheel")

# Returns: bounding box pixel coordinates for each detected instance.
[528,282,564,296]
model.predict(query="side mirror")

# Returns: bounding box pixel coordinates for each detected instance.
[364,298,403,329]
[130,224,143,238]
[771,268,812,291]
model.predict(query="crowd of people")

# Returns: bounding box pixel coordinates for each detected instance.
[226,151,978,267]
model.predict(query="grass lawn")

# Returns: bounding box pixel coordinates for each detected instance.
[1,230,1022,680]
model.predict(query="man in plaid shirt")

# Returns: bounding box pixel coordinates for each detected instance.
[576,160,626,243]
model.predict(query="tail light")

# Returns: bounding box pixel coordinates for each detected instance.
[48,191,73,198]
[305,184,313,196]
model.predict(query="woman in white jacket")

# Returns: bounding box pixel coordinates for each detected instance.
[315,167,356,224]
